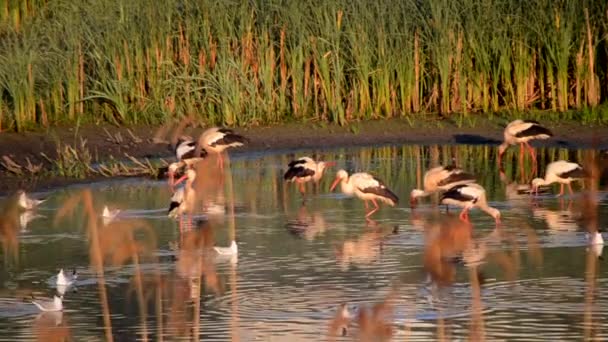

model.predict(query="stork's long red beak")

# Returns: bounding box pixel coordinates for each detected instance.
[174,174,188,186]
[325,161,337,167]
[330,177,341,192]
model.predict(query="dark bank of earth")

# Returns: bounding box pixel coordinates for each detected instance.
[1,117,607,196]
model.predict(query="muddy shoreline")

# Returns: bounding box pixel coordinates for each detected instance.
[1,117,607,196]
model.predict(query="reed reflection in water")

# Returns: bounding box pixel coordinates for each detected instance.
[0,143,607,340]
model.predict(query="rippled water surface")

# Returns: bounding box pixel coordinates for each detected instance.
[0,144,607,341]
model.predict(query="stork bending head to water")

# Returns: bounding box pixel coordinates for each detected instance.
[497,120,552,169]
[167,158,202,190]
[330,169,399,220]
[531,160,588,196]
[284,157,335,196]
[410,164,476,208]
[197,127,247,171]
[440,183,501,225]
[169,168,198,233]
[168,136,207,188]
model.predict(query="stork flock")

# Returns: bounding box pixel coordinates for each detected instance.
[166,119,588,230]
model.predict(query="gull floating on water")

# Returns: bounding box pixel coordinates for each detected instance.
[102,206,121,225]
[56,268,77,287]
[17,190,46,210]
[32,295,63,312]
[213,240,238,256]
[587,231,604,259]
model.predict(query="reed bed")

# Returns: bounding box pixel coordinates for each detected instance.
[1,0,608,131]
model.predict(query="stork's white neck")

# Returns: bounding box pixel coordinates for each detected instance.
[340,177,355,195]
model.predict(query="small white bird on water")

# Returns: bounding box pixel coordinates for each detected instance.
[17,190,46,210]
[32,295,63,312]
[56,269,77,287]
[102,206,121,225]
[587,231,604,258]
[214,240,238,256]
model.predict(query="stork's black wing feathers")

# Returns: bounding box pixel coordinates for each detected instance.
[288,159,307,168]
[440,184,478,203]
[559,166,588,179]
[357,176,399,205]
[515,124,553,138]
[284,166,315,181]
[437,171,476,186]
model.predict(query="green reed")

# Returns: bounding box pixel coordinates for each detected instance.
[0,0,607,131]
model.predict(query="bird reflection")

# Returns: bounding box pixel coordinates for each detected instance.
[532,202,579,232]
[0,193,21,264]
[285,204,327,240]
[422,215,477,287]
[33,311,71,342]
[334,225,396,270]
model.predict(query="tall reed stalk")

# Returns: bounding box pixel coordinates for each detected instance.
[0,0,607,131]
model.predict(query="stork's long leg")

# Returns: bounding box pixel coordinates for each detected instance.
[519,143,526,183]
[567,182,574,196]
[459,208,470,222]
[557,184,565,197]
[525,142,538,174]
[365,199,380,218]
[299,182,306,196]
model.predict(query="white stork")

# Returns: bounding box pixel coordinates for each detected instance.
[169,168,198,233]
[284,157,335,196]
[330,169,399,219]
[169,137,207,187]
[531,160,588,196]
[410,164,476,208]
[440,183,501,224]
[174,135,208,162]
[167,158,201,190]
[197,127,247,171]
[498,119,553,167]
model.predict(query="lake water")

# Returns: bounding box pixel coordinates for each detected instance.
[0,144,607,341]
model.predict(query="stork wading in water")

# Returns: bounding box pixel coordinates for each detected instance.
[284,157,335,197]
[497,120,553,172]
[330,170,399,220]
[410,164,476,208]
[440,183,501,225]
[531,160,588,197]
[168,137,208,188]
[197,127,247,171]
[169,168,198,233]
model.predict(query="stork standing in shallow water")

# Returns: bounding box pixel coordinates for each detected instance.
[169,168,198,233]
[197,127,247,171]
[168,137,207,187]
[284,157,335,197]
[531,160,588,196]
[497,120,553,171]
[410,164,476,208]
[330,170,399,220]
[440,183,501,224]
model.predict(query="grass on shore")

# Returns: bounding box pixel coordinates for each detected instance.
[0,0,608,131]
